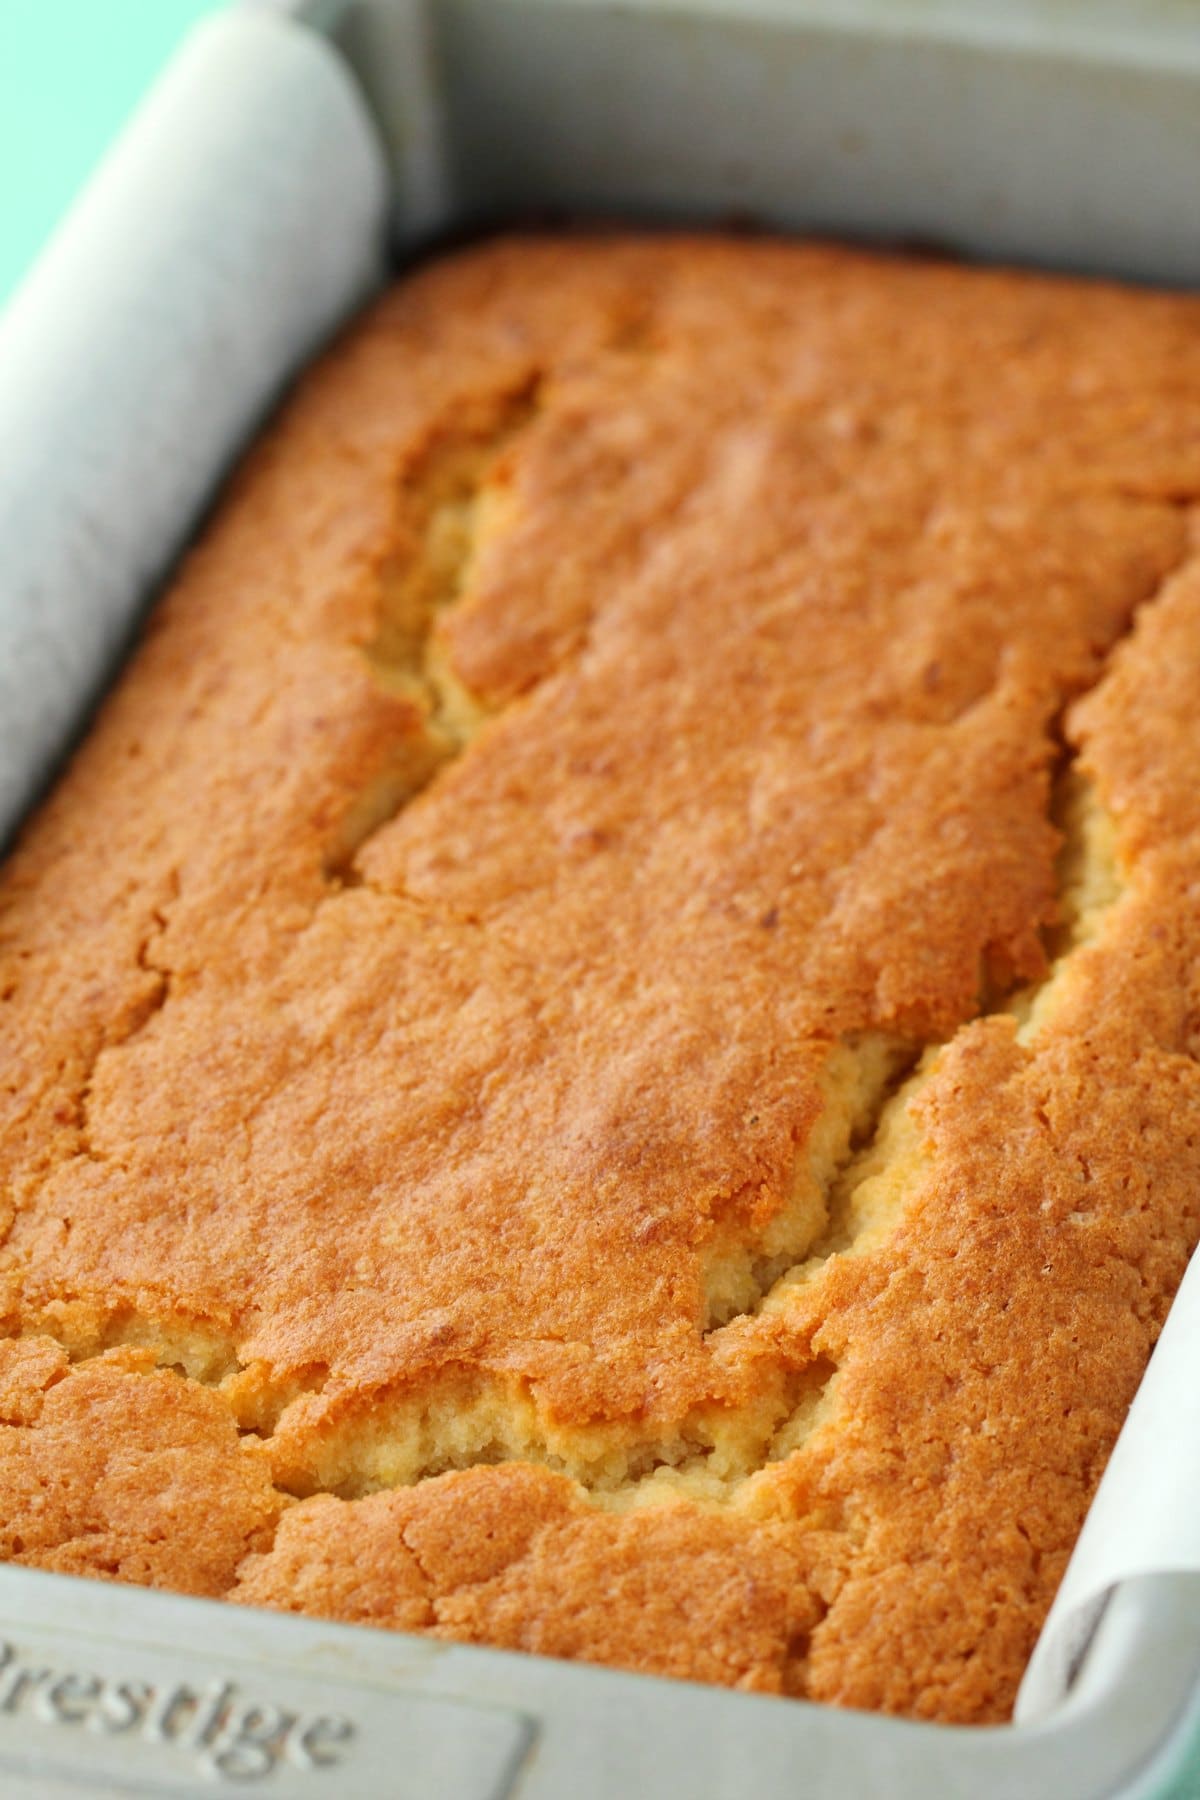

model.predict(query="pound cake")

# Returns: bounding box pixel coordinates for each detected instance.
[2,235,1200,1725]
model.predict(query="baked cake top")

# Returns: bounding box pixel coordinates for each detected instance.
[1,236,1199,1721]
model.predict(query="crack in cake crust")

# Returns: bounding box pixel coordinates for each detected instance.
[324,374,545,882]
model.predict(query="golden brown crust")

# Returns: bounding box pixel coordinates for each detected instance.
[1,235,1200,1719]
[0,1338,280,1594]
[232,1465,830,1695]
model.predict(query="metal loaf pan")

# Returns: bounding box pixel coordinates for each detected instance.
[3,1,1200,1793]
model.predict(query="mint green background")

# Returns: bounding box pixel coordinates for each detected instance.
[0,0,219,304]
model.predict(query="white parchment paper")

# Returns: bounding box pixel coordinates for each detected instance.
[1017,1246,1200,1719]
[0,8,389,843]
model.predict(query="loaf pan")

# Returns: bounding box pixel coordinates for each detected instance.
[2,1,1200,1793]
